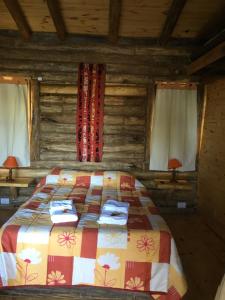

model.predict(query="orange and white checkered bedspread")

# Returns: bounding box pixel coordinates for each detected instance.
[0,170,187,299]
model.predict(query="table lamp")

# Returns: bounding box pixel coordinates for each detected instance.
[3,156,18,182]
[168,158,182,183]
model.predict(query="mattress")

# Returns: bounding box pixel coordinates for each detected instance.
[0,170,187,299]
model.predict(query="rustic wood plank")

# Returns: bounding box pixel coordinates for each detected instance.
[40,122,144,136]
[104,105,145,117]
[104,115,145,126]
[0,48,186,67]
[0,33,194,56]
[108,0,122,44]
[188,41,225,74]
[40,151,144,162]
[31,161,134,170]
[40,141,144,154]
[40,84,147,96]
[0,286,152,299]
[104,125,145,135]
[198,78,225,240]
[46,0,67,40]
[197,4,225,48]
[163,214,225,300]
[3,0,32,40]
[30,80,40,161]
[159,0,187,46]
[144,82,155,170]
[40,132,144,145]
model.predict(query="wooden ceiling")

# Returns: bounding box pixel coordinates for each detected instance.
[0,0,224,44]
[0,0,225,75]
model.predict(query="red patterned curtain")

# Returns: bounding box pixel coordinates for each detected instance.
[76,63,105,162]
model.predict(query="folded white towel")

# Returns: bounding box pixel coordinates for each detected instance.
[16,208,49,218]
[49,200,73,213]
[102,199,129,214]
[32,192,49,199]
[50,205,78,223]
[97,211,128,226]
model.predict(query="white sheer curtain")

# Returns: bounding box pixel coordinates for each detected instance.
[0,83,30,167]
[149,86,197,171]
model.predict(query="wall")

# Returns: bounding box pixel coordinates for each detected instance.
[198,77,225,239]
[37,83,146,169]
[0,33,197,209]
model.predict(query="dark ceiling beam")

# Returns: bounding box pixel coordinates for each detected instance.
[197,6,225,49]
[3,0,32,40]
[159,0,187,46]
[108,0,122,44]
[46,0,67,40]
[188,41,225,75]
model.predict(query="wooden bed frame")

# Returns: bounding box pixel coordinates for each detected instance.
[0,286,153,300]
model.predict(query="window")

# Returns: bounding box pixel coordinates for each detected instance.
[0,76,30,167]
[149,82,197,171]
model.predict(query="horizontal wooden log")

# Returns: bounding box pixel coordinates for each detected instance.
[104,106,145,117]
[31,161,134,170]
[40,142,76,153]
[0,34,193,56]
[0,59,78,73]
[0,47,190,66]
[40,94,76,105]
[104,96,145,106]
[40,151,76,161]
[39,72,150,84]
[40,113,75,124]
[40,104,63,114]
[104,116,145,126]
[40,103,144,117]
[40,84,147,97]
[0,285,151,300]
[40,103,76,114]
[40,132,144,145]
[104,125,145,135]
[103,152,144,159]
[41,113,145,126]
[40,151,144,163]
[40,94,146,107]
[40,132,75,143]
[103,144,144,153]
[40,142,144,153]
[40,122,144,135]
[0,60,188,80]
[40,122,75,134]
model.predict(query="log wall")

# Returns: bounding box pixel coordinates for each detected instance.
[198,77,225,239]
[0,34,197,209]
[38,83,146,169]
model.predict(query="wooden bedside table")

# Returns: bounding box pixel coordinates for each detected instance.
[153,179,192,190]
[0,177,34,202]
[151,179,196,209]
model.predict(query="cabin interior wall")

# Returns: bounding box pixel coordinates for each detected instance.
[198,77,225,240]
[0,35,197,209]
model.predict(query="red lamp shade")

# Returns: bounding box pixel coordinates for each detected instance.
[168,158,182,170]
[3,156,18,168]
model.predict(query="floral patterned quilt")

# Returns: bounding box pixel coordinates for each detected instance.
[0,170,187,299]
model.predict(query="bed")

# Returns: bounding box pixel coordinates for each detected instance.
[0,170,187,299]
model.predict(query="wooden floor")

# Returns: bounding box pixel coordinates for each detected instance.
[0,213,224,300]
[163,213,225,300]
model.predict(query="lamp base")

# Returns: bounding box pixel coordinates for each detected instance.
[170,169,177,183]
[5,168,14,182]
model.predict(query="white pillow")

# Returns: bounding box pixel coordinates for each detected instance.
[46,175,59,185]
[135,179,144,188]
